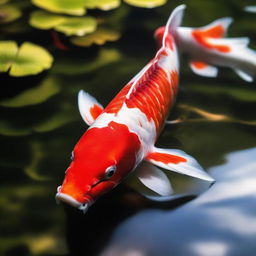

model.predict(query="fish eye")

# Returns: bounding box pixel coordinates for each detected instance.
[70,151,74,161]
[105,166,116,179]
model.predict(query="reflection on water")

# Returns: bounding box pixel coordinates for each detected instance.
[101,148,256,256]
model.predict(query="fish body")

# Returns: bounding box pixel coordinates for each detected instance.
[56,4,256,213]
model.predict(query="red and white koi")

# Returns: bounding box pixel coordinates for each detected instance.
[56,5,255,213]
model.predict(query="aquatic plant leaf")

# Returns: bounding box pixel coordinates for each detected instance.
[0,77,60,107]
[33,112,76,133]
[55,16,97,36]
[71,28,120,47]
[0,4,22,23]
[0,41,18,72]
[0,120,30,136]
[31,0,87,16]
[29,10,66,29]
[190,84,256,102]
[124,0,167,8]
[24,142,50,181]
[30,11,97,36]
[0,41,53,76]
[85,0,120,10]
[53,48,121,75]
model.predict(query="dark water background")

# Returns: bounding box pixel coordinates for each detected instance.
[0,0,256,255]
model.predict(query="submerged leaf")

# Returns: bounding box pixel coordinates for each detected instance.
[30,11,97,36]
[71,28,120,47]
[0,77,60,107]
[0,41,53,76]
[0,4,22,23]
[0,120,30,136]
[31,0,87,16]
[53,48,121,75]
[0,0,9,5]
[124,0,167,8]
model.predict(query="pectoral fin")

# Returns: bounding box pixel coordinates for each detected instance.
[136,162,173,196]
[190,61,218,77]
[78,90,104,126]
[146,147,215,182]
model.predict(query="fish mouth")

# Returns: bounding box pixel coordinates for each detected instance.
[55,191,92,214]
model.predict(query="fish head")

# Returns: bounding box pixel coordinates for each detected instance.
[56,121,141,213]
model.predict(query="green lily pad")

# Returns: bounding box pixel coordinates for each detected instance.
[123,0,167,8]
[71,28,120,47]
[85,0,120,10]
[0,4,22,23]
[31,0,87,16]
[30,11,97,36]
[0,77,60,107]
[0,41,53,76]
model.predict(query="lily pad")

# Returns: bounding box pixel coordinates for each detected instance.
[0,41,53,76]
[0,77,60,107]
[85,0,120,11]
[30,11,97,36]
[0,4,22,23]
[31,0,87,16]
[71,28,120,47]
[123,0,167,8]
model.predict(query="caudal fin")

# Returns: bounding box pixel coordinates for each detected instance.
[177,15,256,82]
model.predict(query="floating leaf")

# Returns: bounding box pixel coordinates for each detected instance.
[30,11,97,36]
[0,77,60,107]
[31,0,87,16]
[85,0,120,11]
[71,28,120,47]
[123,0,167,8]
[0,41,53,76]
[0,4,22,23]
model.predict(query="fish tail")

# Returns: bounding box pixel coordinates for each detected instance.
[177,16,256,82]
[154,5,186,49]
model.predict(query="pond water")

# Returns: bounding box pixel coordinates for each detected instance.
[0,0,256,256]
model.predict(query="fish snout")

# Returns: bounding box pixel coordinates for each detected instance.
[55,186,92,214]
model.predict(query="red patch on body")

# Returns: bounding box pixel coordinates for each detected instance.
[192,25,231,53]
[154,26,174,50]
[90,104,103,120]
[146,152,187,164]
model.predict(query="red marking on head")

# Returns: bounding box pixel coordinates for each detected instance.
[192,26,231,53]
[192,61,207,69]
[147,152,187,164]
[59,121,141,204]
[154,26,174,50]
[90,104,103,120]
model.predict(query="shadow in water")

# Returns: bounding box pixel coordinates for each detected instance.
[98,148,256,256]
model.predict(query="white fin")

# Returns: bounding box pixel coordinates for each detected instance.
[244,6,256,13]
[235,69,254,82]
[146,147,215,182]
[197,17,233,38]
[78,90,104,126]
[163,4,186,47]
[190,61,218,77]
[207,37,250,50]
[136,162,173,196]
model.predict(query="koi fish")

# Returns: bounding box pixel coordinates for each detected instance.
[56,4,254,213]
[173,14,256,81]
